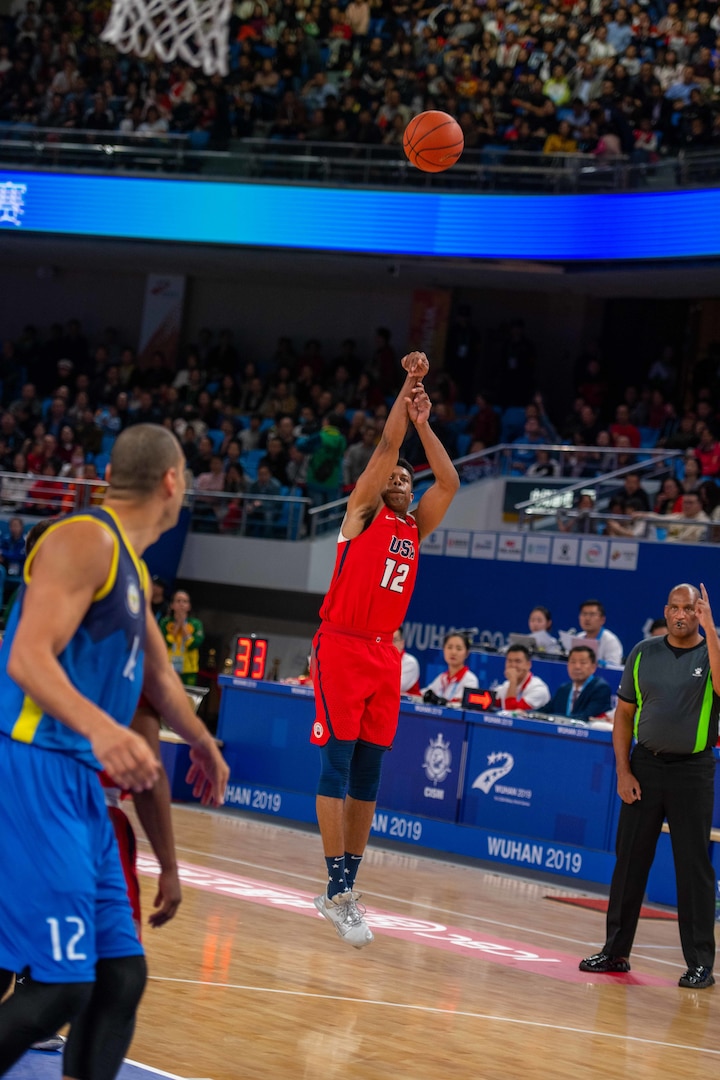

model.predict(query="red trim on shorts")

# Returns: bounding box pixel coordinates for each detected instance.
[108,806,142,940]
[319,621,393,644]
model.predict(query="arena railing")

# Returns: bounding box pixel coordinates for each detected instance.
[0,445,686,542]
[305,443,679,538]
[3,126,720,193]
[514,447,684,532]
[0,472,311,541]
[542,507,715,543]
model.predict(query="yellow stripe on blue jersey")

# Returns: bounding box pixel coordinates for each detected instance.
[0,507,148,767]
[10,695,43,744]
[23,514,121,602]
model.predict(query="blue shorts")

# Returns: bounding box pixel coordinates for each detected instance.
[0,735,143,983]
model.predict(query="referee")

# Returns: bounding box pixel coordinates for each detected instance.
[580,582,719,989]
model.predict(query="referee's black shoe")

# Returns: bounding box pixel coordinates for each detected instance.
[678,966,715,989]
[579,952,631,973]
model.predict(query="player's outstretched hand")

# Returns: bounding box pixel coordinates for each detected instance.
[401,351,429,380]
[405,383,431,426]
[92,721,160,792]
[186,735,230,807]
[696,583,714,632]
[149,868,182,928]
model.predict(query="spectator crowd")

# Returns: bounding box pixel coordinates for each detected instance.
[0,309,719,539]
[2,0,720,159]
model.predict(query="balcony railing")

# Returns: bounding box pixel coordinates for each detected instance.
[2,126,720,193]
[0,442,692,543]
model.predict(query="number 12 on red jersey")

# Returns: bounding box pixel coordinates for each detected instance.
[380,559,410,593]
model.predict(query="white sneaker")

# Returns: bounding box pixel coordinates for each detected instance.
[313,890,374,949]
[32,1034,65,1052]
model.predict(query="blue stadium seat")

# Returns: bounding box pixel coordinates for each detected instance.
[456,433,472,458]
[637,427,658,448]
[189,130,210,151]
[272,486,305,540]
[94,453,110,477]
[207,429,224,453]
[240,449,264,481]
[500,407,527,443]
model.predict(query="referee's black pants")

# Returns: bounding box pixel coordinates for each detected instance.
[604,744,716,970]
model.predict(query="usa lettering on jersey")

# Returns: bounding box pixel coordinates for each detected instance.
[389,536,416,560]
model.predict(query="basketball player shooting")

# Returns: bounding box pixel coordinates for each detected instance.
[310,351,460,947]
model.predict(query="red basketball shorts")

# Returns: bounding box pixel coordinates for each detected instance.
[310,626,401,748]
[108,805,142,939]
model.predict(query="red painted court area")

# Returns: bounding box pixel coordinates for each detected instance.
[137,853,675,987]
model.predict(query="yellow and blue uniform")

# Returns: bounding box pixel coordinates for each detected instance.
[0,507,148,982]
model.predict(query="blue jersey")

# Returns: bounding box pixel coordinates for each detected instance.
[0,506,149,768]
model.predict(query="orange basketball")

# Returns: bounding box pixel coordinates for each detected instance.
[403,111,464,173]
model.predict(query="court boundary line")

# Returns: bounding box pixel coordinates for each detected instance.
[124,1057,201,1079]
[147,976,720,1057]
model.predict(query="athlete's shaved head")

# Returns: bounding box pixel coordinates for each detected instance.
[668,583,700,604]
[108,424,183,498]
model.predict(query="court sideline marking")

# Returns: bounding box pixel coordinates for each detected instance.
[148,975,720,1058]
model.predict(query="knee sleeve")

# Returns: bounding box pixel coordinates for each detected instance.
[0,974,92,1073]
[317,736,355,798]
[63,955,147,1080]
[348,741,387,802]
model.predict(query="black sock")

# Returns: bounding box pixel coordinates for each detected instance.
[345,853,363,891]
[325,855,347,898]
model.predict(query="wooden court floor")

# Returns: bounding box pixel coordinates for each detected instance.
[127,804,720,1080]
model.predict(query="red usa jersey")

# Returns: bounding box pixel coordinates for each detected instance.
[320,511,419,634]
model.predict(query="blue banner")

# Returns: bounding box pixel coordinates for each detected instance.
[2,170,720,260]
[407,533,720,664]
[460,714,616,851]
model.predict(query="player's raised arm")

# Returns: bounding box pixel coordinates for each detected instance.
[141,599,229,806]
[343,352,428,537]
[409,385,460,541]
[6,522,159,792]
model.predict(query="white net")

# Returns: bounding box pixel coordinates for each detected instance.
[101,0,233,76]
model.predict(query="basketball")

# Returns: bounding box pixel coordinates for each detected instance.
[403,111,464,173]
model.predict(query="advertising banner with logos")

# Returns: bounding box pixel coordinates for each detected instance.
[377,701,466,822]
[404,530,720,663]
[214,677,720,889]
[460,714,617,851]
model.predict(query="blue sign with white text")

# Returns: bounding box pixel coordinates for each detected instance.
[461,714,617,850]
[377,702,466,822]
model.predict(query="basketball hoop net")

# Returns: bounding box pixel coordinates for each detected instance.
[101,0,233,76]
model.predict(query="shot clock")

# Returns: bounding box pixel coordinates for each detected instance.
[232,634,268,680]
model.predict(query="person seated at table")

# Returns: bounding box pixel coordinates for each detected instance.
[558,491,597,534]
[577,598,623,666]
[528,605,560,653]
[422,632,478,707]
[393,625,420,695]
[604,494,649,539]
[495,644,551,712]
[539,645,613,722]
